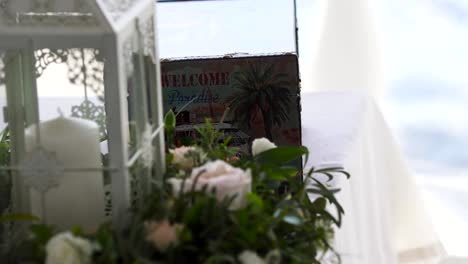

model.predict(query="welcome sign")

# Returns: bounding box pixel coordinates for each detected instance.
[161,54,302,152]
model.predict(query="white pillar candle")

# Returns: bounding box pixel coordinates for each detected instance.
[25,116,105,230]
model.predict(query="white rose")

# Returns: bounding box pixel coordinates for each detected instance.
[238,250,266,264]
[251,138,277,156]
[169,146,202,169]
[46,232,94,264]
[168,160,251,210]
[238,250,281,264]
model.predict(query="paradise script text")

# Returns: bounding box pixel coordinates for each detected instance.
[167,88,220,106]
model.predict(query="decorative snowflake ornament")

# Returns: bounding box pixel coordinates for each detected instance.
[18,148,65,193]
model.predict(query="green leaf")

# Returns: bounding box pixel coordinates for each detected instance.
[0,213,40,222]
[30,224,54,244]
[0,127,9,142]
[307,178,345,226]
[255,146,308,165]
[338,170,351,179]
[204,254,236,264]
[164,110,176,129]
[247,193,264,210]
[314,167,344,173]
[72,226,84,236]
[312,197,327,211]
[263,167,288,181]
[281,166,300,177]
[223,136,232,146]
[312,167,351,180]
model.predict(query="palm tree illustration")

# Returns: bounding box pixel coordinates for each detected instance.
[226,63,292,141]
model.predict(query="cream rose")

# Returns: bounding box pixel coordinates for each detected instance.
[251,138,277,156]
[168,160,251,210]
[144,219,183,252]
[169,146,203,169]
[46,232,94,264]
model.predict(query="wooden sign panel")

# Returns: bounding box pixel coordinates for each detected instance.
[161,53,301,153]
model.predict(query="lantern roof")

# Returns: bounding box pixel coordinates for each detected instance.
[0,0,154,36]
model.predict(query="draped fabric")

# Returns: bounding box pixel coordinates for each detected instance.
[311,0,385,98]
[305,0,445,263]
[302,92,444,264]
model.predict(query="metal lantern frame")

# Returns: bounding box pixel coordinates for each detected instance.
[0,0,166,227]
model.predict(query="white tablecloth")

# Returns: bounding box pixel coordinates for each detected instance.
[301,91,445,264]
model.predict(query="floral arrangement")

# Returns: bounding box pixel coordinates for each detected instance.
[0,112,349,264]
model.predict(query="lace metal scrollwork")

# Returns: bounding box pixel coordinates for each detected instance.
[100,0,140,21]
[0,0,13,24]
[71,99,107,139]
[35,49,69,77]
[103,184,112,218]
[139,16,156,63]
[1,0,98,26]
[66,49,105,99]
[123,37,136,77]
[34,48,105,99]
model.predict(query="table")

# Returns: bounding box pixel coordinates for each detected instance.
[301,91,444,264]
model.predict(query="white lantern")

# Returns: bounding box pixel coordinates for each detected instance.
[0,0,166,230]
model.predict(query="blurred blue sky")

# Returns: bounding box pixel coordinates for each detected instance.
[379,0,468,175]
[157,0,468,176]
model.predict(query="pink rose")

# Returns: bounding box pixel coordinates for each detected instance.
[168,160,252,210]
[144,219,183,251]
[169,146,203,169]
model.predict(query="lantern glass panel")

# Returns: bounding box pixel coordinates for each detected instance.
[125,33,154,200]
[0,49,33,241]
[144,56,158,127]
[127,56,141,156]
[125,34,151,158]
[0,56,7,128]
[23,48,107,227]
[0,53,11,245]
[35,49,105,129]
